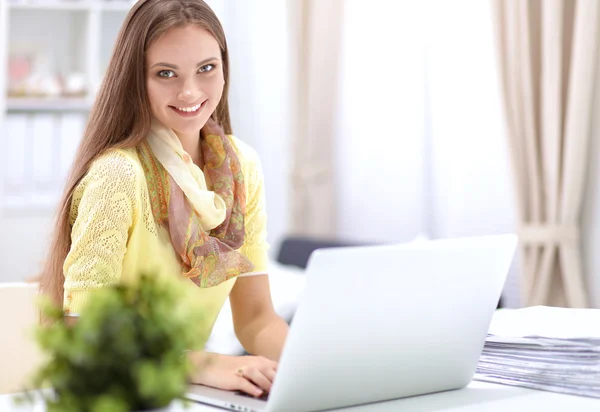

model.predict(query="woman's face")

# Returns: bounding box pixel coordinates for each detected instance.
[146,25,224,138]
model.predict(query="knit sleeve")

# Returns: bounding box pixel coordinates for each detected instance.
[239,150,270,274]
[63,150,141,315]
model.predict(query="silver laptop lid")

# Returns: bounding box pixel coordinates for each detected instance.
[266,234,517,412]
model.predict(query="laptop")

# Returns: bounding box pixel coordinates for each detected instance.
[186,234,517,412]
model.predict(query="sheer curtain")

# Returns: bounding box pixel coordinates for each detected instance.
[334,2,514,236]
[287,0,345,238]
[213,0,519,306]
[335,0,428,245]
[335,0,518,304]
[211,0,346,245]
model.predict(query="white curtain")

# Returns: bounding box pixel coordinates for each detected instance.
[209,0,345,246]
[335,1,515,245]
[334,0,428,244]
[491,0,600,307]
[335,0,520,305]
[287,0,345,238]
[214,1,521,312]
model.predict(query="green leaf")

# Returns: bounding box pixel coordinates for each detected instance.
[23,272,210,411]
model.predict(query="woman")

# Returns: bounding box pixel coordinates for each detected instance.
[38,0,288,398]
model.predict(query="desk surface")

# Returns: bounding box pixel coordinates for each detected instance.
[2,381,598,411]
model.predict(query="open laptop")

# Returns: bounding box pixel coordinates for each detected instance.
[186,234,517,412]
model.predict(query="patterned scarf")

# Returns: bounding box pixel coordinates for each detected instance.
[137,117,254,287]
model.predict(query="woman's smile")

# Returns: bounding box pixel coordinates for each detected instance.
[169,100,207,117]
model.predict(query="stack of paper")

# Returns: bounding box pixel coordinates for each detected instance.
[474,306,600,398]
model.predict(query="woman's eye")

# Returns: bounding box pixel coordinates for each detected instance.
[157,70,175,78]
[199,64,215,73]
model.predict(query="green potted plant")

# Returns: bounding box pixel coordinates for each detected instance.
[22,273,209,412]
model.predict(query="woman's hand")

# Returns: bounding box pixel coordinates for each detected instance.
[189,352,278,397]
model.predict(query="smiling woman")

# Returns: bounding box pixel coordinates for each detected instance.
[36,0,288,399]
[146,26,225,165]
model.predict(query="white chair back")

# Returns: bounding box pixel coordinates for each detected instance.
[0,283,43,394]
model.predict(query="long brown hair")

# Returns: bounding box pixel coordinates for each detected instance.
[38,0,232,306]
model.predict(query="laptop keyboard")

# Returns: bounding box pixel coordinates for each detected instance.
[235,391,270,401]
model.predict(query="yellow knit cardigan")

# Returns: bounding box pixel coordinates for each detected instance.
[62,136,269,336]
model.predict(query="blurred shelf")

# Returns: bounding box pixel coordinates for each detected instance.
[7,1,132,11]
[7,1,92,11]
[6,97,92,112]
[100,2,132,12]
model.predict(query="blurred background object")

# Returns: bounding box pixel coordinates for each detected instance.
[1,0,600,311]
[0,282,42,394]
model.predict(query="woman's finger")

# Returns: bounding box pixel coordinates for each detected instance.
[241,367,272,392]
[261,366,276,382]
[236,375,264,397]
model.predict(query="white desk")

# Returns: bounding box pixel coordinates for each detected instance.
[2,381,598,411]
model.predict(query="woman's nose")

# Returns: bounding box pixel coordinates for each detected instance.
[177,78,202,103]
[177,89,197,103]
